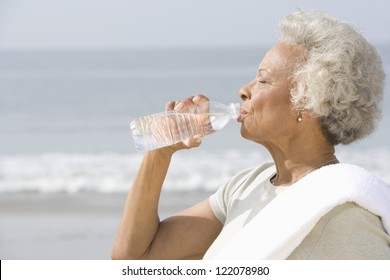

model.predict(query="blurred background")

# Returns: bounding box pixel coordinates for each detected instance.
[0,0,389,259]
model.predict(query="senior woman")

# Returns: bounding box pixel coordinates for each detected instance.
[112,11,390,259]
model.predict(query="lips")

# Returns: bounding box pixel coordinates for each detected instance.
[237,107,249,122]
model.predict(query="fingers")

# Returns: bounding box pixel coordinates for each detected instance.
[192,94,209,105]
[171,134,203,151]
[165,101,175,112]
[165,94,209,113]
[163,94,208,152]
[174,96,195,112]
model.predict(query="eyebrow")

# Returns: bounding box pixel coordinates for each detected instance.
[257,68,273,77]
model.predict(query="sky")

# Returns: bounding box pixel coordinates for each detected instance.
[0,0,389,50]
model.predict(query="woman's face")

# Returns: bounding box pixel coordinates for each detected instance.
[238,43,302,145]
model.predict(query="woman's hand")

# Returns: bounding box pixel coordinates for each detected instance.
[162,94,210,153]
[112,95,222,260]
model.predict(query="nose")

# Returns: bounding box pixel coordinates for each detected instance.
[238,80,253,101]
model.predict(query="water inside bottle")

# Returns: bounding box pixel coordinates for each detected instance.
[209,113,232,131]
[131,102,238,151]
[131,112,211,151]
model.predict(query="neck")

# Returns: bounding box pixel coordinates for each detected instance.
[266,138,338,186]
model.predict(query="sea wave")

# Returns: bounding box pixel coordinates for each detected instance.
[0,148,389,194]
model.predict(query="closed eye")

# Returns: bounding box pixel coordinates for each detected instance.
[257,69,273,85]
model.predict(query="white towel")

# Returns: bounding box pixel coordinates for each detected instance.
[214,163,390,259]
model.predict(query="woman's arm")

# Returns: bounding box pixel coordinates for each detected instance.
[111,95,223,260]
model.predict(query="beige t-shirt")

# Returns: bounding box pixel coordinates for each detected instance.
[204,162,390,259]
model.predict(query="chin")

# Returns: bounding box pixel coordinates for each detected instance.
[240,126,266,144]
[240,127,254,141]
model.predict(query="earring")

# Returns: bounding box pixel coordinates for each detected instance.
[297,112,303,122]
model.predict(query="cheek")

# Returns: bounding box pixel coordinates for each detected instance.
[251,89,295,128]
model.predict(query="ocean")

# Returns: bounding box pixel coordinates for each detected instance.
[1,46,390,194]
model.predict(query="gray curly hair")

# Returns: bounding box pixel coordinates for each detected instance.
[279,11,385,145]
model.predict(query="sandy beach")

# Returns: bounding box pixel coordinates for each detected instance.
[0,190,211,260]
[1,42,388,262]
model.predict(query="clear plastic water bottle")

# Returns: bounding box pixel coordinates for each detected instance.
[130,101,240,152]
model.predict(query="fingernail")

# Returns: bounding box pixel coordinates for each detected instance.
[194,135,203,143]
[175,102,184,110]
[193,96,201,103]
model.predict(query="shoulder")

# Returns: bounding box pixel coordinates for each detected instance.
[289,202,390,259]
[209,162,275,223]
[215,161,275,200]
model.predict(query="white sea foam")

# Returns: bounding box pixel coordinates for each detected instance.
[0,148,389,194]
